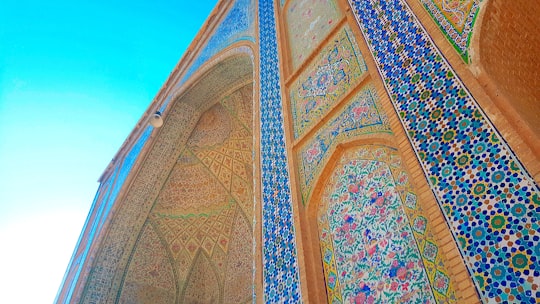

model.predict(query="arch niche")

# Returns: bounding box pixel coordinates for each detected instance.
[471,0,540,135]
[115,49,256,304]
[305,140,446,303]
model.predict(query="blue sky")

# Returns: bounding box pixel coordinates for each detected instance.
[0,0,217,302]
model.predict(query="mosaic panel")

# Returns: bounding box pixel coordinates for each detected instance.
[111,127,152,204]
[319,146,457,303]
[223,211,253,303]
[58,170,117,302]
[419,0,480,62]
[298,85,391,203]
[147,89,254,301]
[119,224,176,303]
[189,102,254,218]
[321,160,434,302]
[286,0,342,68]
[80,97,204,301]
[349,0,540,302]
[220,83,253,133]
[63,127,152,302]
[259,0,302,301]
[290,26,368,139]
[182,252,221,303]
[153,150,234,217]
[179,0,255,85]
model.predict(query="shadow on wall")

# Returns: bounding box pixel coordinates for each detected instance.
[473,0,540,135]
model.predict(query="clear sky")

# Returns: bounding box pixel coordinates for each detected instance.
[0,0,218,302]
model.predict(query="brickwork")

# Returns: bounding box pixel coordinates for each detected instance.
[477,0,540,135]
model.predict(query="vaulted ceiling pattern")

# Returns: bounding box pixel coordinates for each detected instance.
[119,83,254,304]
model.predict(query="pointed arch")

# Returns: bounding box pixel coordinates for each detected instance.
[305,139,460,303]
[182,250,222,303]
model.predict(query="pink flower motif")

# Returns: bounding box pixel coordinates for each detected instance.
[397,267,407,280]
[358,250,365,260]
[368,244,377,256]
[390,281,398,291]
[354,292,366,304]
[436,276,447,289]
[306,143,320,162]
[352,106,368,119]
[349,184,359,193]
[407,261,414,269]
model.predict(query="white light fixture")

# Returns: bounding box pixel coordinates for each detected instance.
[149,111,163,128]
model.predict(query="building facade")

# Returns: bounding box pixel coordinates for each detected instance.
[56,0,539,303]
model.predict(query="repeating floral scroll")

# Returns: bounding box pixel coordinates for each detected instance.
[419,0,481,62]
[319,146,457,303]
[290,26,368,139]
[298,86,391,203]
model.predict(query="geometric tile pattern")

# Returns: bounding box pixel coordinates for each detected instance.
[259,0,303,302]
[182,252,221,303]
[179,0,255,85]
[67,127,152,303]
[419,0,481,62]
[319,145,457,303]
[290,26,368,139]
[349,0,540,302]
[221,84,254,133]
[119,224,176,303]
[285,0,342,68]
[109,126,153,221]
[297,85,391,203]
[189,104,254,218]
[117,84,255,303]
[223,211,254,303]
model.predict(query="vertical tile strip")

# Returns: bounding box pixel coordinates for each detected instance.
[349,0,539,302]
[258,0,303,302]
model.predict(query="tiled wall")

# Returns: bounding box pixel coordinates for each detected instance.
[419,0,480,62]
[289,26,368,139]
[258,0,303,302]
[179,0,255,85]
[297,86,391,202]
[349,0,539,302]
[285,0,342,68]
[319,146,446,303]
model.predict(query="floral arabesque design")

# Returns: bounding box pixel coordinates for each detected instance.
[290,26,368,139]
[319,150,435,303]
